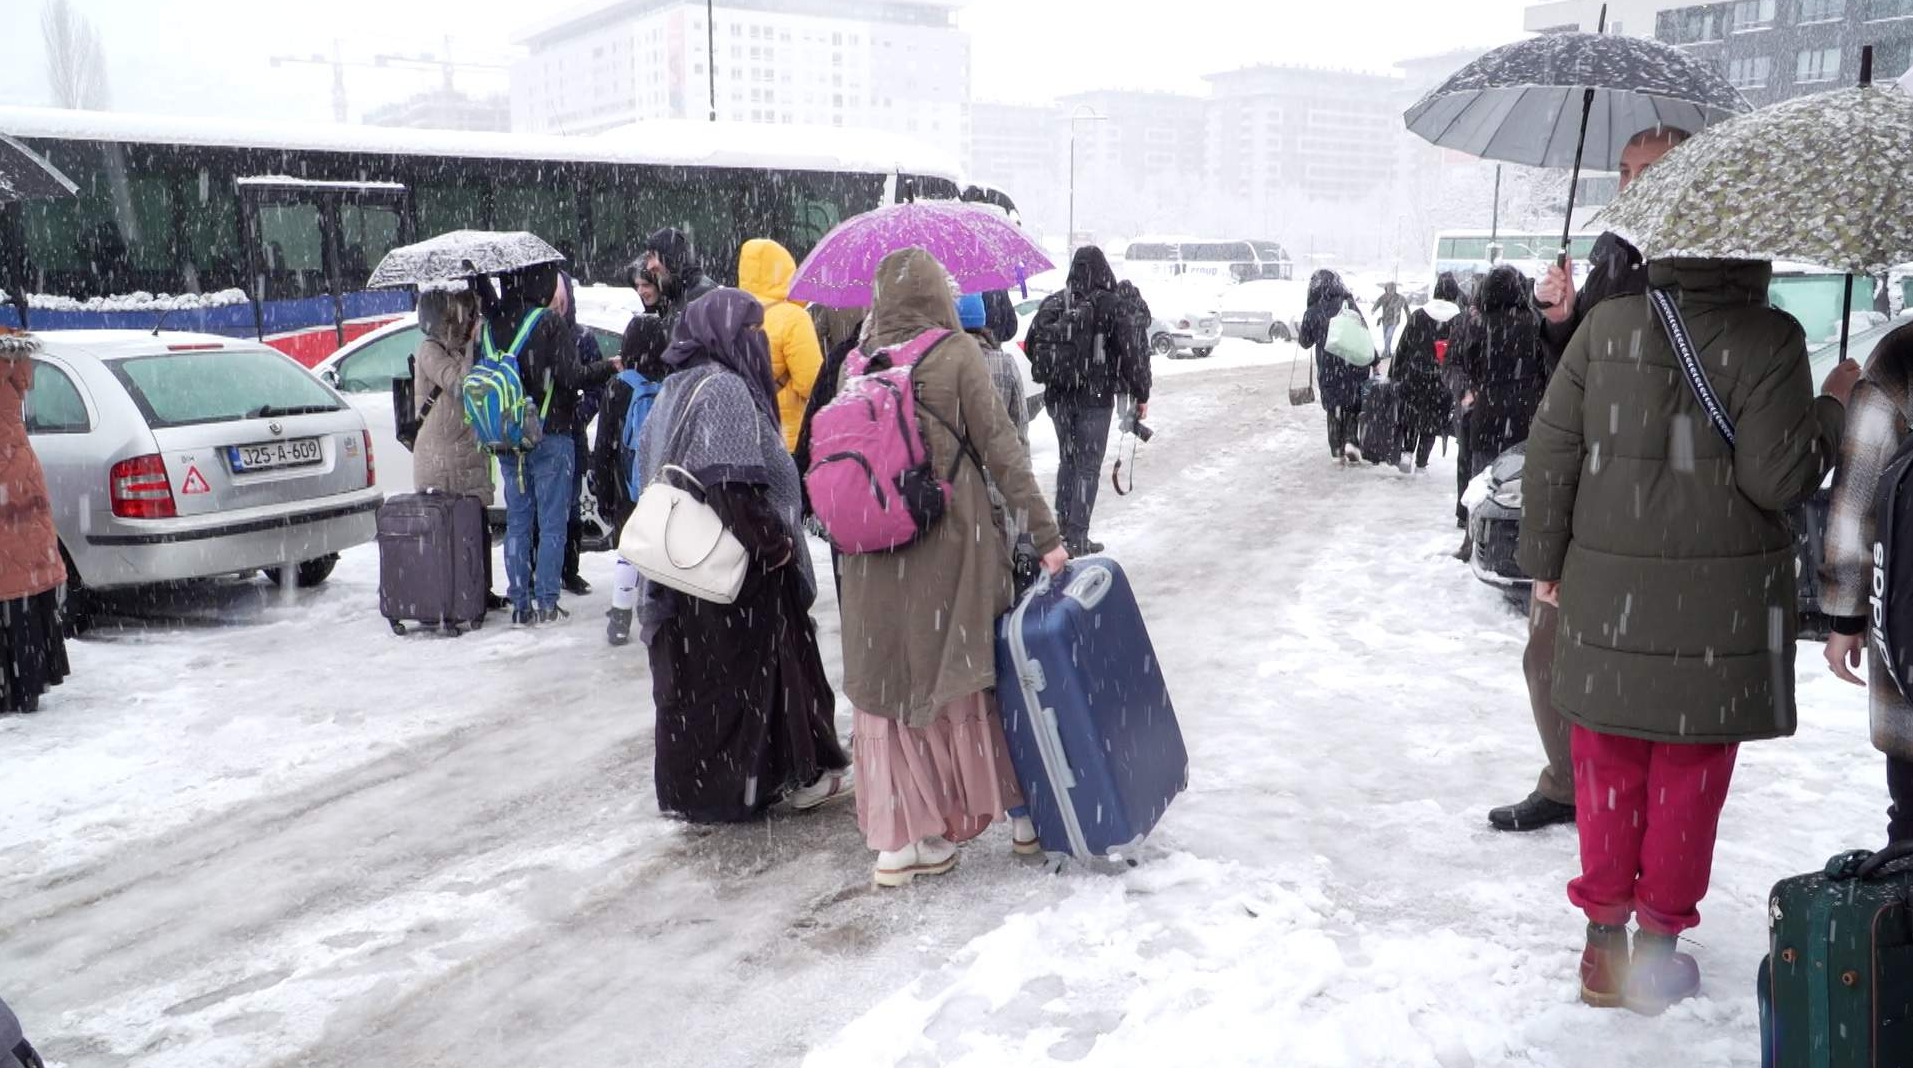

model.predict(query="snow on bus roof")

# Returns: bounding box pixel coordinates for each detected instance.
[0,105,962,181]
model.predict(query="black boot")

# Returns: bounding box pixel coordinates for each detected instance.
[1488,791,1576,832]
[562,521,590,595]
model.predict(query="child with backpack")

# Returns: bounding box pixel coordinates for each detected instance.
[598,315,672,647]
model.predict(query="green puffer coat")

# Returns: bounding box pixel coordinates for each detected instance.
[1517,259,1844,744]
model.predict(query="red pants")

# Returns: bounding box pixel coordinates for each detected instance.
[1567,725,1739,936]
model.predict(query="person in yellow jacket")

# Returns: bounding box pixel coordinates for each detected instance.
[738,238,824,452]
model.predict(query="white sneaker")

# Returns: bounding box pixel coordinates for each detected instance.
[1011,816,1041,857]
[787,769,853,812]
[1344,444,1362,464]
[873,837,958,887]
[1397,455,1414,475]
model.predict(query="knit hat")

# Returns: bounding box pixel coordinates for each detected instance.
[956,292,987,330]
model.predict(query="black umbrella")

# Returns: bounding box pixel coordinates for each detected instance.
[0,134,79,204]
[1404,8,1751,264]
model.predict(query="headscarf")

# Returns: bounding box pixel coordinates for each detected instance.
[661,288,781,427]
[862,247,962,353]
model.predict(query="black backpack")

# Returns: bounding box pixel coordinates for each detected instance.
[1873,434,1913,697]
[391,353,441,453]
[1111,282,1153,369]
[1026,290,1099,393]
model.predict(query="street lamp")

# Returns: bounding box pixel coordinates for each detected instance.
[1067,105,1108,254]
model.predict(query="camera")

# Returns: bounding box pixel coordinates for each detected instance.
[1120,406,1154,444]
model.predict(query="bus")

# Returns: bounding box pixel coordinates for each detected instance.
[1121,237,1293,283]
[0,106,994,365]
[1431,230,1599,289]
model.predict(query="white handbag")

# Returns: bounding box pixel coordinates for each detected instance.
[618,378,750,604]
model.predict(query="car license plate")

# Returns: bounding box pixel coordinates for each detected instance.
[227,438,322,472]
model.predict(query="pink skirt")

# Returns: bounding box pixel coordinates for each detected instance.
[853,691,1026,854]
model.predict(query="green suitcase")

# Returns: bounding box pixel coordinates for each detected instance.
[1764,843,1913,1066]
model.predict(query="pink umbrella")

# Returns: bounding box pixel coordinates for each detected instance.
[787,200,1053,307]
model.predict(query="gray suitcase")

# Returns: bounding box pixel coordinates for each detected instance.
[377,492,488,636]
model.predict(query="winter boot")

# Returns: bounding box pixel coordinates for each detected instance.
[1452,535,1475,562]
[1487,791,1576,832]
[1626,931,1702,1016]
[786,769,854,811]
[563,573,593,597]
[874,838,958,887]
[606,607,634,647]
[538,605,571,626]
[1579,922,1631,1008]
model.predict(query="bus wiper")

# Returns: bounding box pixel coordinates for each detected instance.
[247,404,340,419]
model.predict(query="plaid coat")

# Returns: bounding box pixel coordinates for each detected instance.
[1818,321,1913,760]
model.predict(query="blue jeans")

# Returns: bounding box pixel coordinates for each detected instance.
[502,435,575,612]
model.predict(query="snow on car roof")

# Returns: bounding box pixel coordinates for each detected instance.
[0,105,962,181]
[35,329,284,361]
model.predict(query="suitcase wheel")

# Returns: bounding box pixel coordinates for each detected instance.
[443,620,463,638]
[389,620,407,637]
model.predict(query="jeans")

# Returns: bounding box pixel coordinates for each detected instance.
[503,434,575,612]
[1382,323,1399,356]
[1049,395,1114,548]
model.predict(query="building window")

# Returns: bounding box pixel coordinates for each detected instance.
[1657,7,1724,43]
[1797,46,1842,82]
[1729,54,1773,86]
[1798,0,1846,21]
[1867,0,1913,18]
[1733,0,1776,27]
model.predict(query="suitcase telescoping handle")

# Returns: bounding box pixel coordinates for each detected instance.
[1829,840,1913,880]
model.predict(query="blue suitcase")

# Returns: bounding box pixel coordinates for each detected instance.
[995,557,1187,859]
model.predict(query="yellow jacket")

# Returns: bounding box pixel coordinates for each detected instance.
[738,239,823,451]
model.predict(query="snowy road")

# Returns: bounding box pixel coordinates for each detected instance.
[0,341,1885,1066]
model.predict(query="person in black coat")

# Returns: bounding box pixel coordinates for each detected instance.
[1455,263,1547,466]
[1391,272,1465,471]
[628,227,721,335]
[1296,269,1373,464]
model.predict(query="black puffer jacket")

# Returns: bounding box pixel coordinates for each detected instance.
[1297,270,1372,412]
[1541,230,1648,374]
[631,228,720,334]
[1456,264,1547,460]
[483,264,615,441]
[1028,247,1151,405]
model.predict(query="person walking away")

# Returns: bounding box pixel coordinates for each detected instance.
[598,315,672,647]
[488,263,617,626]
[634,289,850,821]
[629,227,720,336]
[738,238,823,452]
[839,248,1067,886]
[1390,272,1462,472]
[0,328,71,714]
[1373,281,1410,358]
[1027,245,1151,556]
[1818,322,1913,840]
[1519,256,1848,1014]
[410,289,506,610]
[1488,125,1691,833]
[1297,270,1373,465]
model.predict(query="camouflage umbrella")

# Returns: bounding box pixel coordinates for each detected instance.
[1599,86,1913,276]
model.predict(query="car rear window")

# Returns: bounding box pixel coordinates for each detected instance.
[107,348,344,429]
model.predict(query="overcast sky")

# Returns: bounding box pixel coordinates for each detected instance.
[0,0,1535,121]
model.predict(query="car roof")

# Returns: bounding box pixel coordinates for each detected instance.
[317,306,635,369]
[35,330,285,362]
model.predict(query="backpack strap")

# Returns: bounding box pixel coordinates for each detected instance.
[1650,288,1736,450]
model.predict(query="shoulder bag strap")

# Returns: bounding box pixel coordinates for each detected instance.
[913,334,989,484]
[1650,287,1736,450]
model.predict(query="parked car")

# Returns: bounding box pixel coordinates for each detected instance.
[1217,279,1304,344]
[1467,442,1834,635]
[27,331,384,620]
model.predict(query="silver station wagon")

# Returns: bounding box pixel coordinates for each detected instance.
[25,331,383,604]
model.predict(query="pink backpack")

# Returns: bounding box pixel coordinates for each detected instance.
[805,328,962,555]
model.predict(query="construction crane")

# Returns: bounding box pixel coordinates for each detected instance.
[269,36,510,124]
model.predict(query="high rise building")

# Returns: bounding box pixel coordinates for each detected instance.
[968,101,1065,233]
[511,0,970,161]
[365,89,511,133]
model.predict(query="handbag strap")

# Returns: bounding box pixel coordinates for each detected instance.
[1650,287,1736,450]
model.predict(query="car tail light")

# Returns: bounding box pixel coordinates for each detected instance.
[110,454,177,519]
[361,428,376,488]
[1178,319,1191,330]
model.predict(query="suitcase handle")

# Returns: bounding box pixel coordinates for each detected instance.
[1830,840,1913,880]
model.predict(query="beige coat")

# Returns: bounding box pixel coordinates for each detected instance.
[411,335,494,505]
[838,248,1063,727]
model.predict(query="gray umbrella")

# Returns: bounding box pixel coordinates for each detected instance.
[0,134,79,204]
[366,229,565,289]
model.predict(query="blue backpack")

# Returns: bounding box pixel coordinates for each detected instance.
[617,370,664,502]
[464,308,549,453]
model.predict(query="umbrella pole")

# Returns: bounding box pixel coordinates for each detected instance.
[1840,273,1855,364]
[1555,5,1608,273]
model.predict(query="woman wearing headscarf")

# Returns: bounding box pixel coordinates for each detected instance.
[0,328,71,713]
[838,248,1067,887]
[634,289,851,822]
[1296,269,1372,464]
[410,288,506,609]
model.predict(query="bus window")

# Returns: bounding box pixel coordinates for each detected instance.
[1569,236,1598,260]
[254,201,327,305]
[338,201,402,289]
[179,167,243,294]
[493,168,581,266]
[1126,243,1178,262]
[588,180,638,285]
[415,181,484,241]
[1449,237,1491,260]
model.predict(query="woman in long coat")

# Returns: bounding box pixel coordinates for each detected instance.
[838,248,1067,887]
[635,289,850,824]
[1296,270,1372,464]
[410,289,504,606]
[1455,264,1547,466]
[0,328,71,713]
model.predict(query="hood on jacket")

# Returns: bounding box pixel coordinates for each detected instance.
[1422,299,1462,324]
[1861,319,1913,412]
[620,314,673,382]
[1647,258,1774,311]
[1477,264,1532,313]
[865,247,961,352]
[1434,272,1461,304]
[1067,246,1118,297]
[738,238,798,305]
[1306,269,1348,311]
[642,227,705,299]
[661,288,781,427]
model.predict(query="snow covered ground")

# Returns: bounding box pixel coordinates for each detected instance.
[0,338,1886,1066]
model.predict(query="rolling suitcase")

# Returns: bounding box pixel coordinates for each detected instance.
[377,491,489,636]
[1358,378,1402,465]
[1761,841,1913,1067]
[996,557,1186,860]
